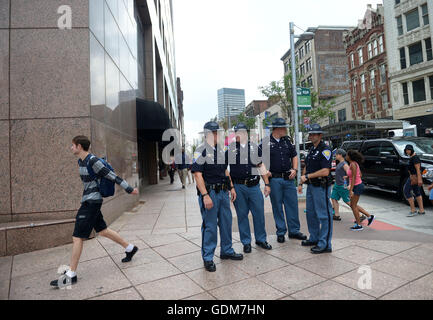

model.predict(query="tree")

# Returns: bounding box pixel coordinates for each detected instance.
[233,112,256,130]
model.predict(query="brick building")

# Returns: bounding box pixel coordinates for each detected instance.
[245,100,269,117]
[345,4,393,121]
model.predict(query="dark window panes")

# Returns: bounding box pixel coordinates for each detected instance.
[403,82,409,105]
[406,8,420,32]
[365,146,381,157]
[422,4,429,25]
[397,16,403,35]
[413,79,426,102]
[90,33,106,116]
[104,2,120,66]
[381,144,397,155]
[338,109,346,122]
[429,76,433,99]
[409,42,423,65]
[400,47,406,69]
[426,38,432,61]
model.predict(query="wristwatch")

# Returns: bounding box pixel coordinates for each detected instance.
[202,193,209,198]
[265,184,271,187]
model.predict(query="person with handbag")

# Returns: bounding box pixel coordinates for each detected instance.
[404,145,426,217]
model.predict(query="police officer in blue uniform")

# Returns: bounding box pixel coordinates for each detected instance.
[191,122,243,272]
[227,123,272,254]
[299,124,333,254]
[264,118,307,243]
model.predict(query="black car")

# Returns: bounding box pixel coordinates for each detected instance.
[340,137,433,201]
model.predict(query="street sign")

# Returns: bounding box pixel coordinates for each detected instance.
[297,87,312,110]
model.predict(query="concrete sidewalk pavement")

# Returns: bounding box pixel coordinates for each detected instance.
[1,177,433,300]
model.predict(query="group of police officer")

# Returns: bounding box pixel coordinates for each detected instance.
[190,118,333,272]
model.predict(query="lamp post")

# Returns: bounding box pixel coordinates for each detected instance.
[225,104,239,130]
[289,22,314,185]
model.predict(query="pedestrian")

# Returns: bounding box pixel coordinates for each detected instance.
[331,149,370,222]
[404,145,426,217]
[263,118,307,243]
[168,157,176,184]
[50,136,139,288]
[298,124,333,254]
[175,147,190,189]
[346,150,375,231]
[191,122,243,272]
[227,123,272,254]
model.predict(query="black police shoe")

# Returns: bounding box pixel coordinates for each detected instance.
[301,240,318,247]
[220,252,244,260]
[277,235,285,243]
[243,244,252,253]
[204,260,216,272]
[255,241,272,250]
[311,246,332,254]
[50,271,77,288]
[289,233,307,241]
[122,246,138,263]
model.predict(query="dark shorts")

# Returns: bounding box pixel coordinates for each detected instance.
[353,183,365,196]
[404,178,422,199]
[73,202,107,239]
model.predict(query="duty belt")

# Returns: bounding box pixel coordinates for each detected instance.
[308,176,332,188]
[206,183,229,193]
[232,177,260,187]
[270,171,292,180]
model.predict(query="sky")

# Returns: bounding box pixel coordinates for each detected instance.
[172,0,381,146]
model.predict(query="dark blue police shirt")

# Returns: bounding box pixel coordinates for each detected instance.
[305,141,332,174]
[261,135,297,173]
[191,143,227,184]
[226,142,261,180]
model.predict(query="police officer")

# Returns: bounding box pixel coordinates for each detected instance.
[227,123,272,254]
[191,121,243,272]
[298,124,333,254]
[264,118,307,243]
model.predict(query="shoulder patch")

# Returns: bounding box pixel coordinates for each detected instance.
[322,150,331,161]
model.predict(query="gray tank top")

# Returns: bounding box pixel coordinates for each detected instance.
[335,161,348,186]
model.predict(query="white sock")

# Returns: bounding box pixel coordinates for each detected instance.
[66,270,77,278]
[126,244,134,253]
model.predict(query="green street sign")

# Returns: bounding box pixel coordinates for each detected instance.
[297,87,312,110]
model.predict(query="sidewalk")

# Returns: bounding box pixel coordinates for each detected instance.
[1,177,433,300]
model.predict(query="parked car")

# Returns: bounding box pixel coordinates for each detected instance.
[340,137,433,201]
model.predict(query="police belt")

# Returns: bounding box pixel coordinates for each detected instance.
[307,176,332,188]
[196,183,230,196]
[232,177,260,187]
[270,171,293,180]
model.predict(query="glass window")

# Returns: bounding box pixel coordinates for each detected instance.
[380,64,387,84]
[307,76,313,87]
[406,8,420,32]
[397,16,403,36]
[105,54,120,111]
[299,47,304,59]
[422,3,429,26]
[350,53,355,68]
[370,69,376,88]
[358,47,364,65]
[353,78,357,95]
[409,42,423,65]
[362,100,367,114]
[305,41,311,54]
[373,40,378,56]
[301,80,306,88]
[400,47,406,69]
[402,82,409,105]
[104,3,120,66]
[371,95,377,112]
[382,92,388,108]
[89,0,104,46]
[361,74,366,92]
[429,76,433,99]
[413,78,426,102]
[379,36,384,53]
[300,63,305,76]
[338,109,346,122]
[306,58,312,72]
[426,38,433,61]
[364,146,381,157]
[90,33,106,108]
[368,42,373,58]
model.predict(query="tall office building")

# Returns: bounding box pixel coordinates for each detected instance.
[217,88,246,121]
[0,0,181,256]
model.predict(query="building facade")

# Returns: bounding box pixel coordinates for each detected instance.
[281,26,353,100]
[0,0,181,256]
[384,0,433,136]
[319,92,353,127]
[346,4,393,121]
[217,88,246,121]
[245,100,269,118]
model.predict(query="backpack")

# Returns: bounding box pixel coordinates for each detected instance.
[85,155,116,198]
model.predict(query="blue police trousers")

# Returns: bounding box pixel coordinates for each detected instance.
[233,184,267,245]
[198,190,235,262]
[306,185,333,250]
[269,178,301,236]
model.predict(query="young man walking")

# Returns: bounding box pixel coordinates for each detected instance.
[50,136,139,288]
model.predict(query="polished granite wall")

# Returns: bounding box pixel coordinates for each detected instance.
[0,0,140,225]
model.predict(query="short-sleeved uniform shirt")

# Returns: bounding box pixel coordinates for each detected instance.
[191,143,227,184]
[305,141,332,174]
[226,142,261,180]
[262,135,297,174]
[408,155,421,175]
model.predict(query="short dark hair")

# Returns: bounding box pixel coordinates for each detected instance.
[347,150,364,164]
[72,135,91,151]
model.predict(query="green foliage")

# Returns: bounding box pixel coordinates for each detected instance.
[233,113,256,130]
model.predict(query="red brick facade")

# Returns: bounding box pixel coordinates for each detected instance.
[345,7,392,120]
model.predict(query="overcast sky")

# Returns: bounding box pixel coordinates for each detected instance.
[172,0,381,145]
